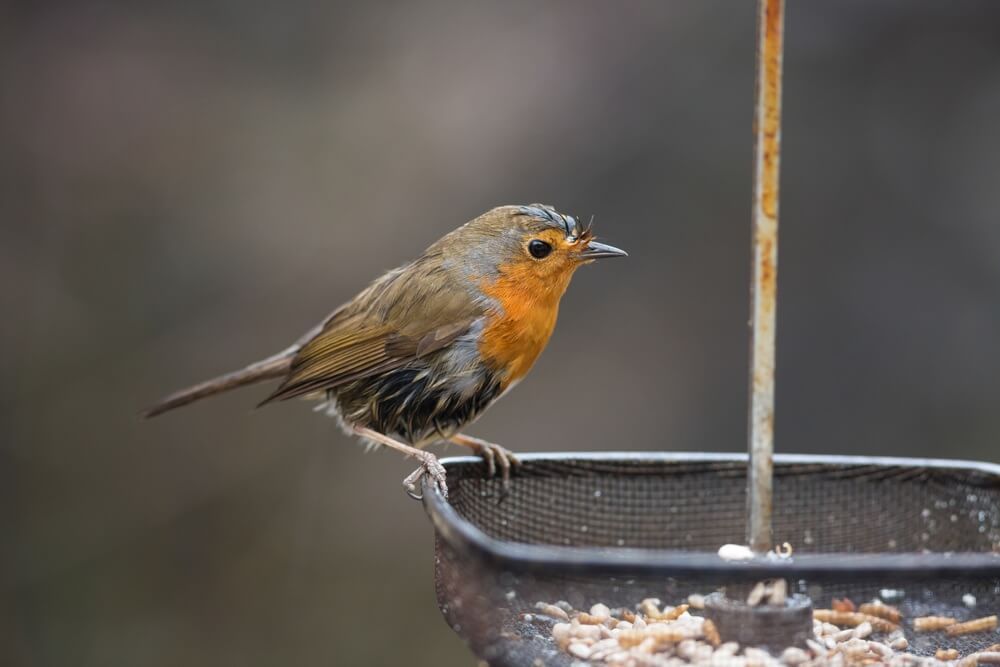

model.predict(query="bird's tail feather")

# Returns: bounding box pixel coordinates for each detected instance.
[142,348,295,418]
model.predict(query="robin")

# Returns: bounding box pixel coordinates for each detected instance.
[144,204,626,498]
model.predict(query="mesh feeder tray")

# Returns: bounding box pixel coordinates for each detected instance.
[421,452,1000,666]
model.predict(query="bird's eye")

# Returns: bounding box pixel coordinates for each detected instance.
[528,239,552,259]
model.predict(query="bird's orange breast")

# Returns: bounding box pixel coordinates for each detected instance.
[476,261,575,388]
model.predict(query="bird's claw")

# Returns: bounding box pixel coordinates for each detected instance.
[403,452,448,500]
[465,439,520,489]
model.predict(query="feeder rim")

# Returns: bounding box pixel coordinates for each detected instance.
[421,452,1000,579]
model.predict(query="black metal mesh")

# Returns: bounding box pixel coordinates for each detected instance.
[425,455,1000,666]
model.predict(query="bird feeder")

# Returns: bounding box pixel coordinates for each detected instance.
[418,2,1000,664]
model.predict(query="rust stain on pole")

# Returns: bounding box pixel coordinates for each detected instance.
[747,0,784,555]
[759,0,783,221]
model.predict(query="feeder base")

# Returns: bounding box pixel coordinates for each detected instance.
[705,592,813,651]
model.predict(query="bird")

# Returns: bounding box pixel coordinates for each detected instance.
[143,204,627,498]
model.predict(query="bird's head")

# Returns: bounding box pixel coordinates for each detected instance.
[438,204,627,304]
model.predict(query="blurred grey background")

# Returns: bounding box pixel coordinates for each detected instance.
[3,1,1000,665]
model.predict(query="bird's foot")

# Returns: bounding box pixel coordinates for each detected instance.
[450,434,521,488]
[351,425,449,501]
[402,450,448,501]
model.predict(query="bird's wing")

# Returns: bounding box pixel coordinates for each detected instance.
[260,260,483,404]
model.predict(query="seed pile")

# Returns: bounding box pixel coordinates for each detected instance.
[530,593,1000,666]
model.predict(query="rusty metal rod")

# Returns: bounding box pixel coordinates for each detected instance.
[747,0,785,554]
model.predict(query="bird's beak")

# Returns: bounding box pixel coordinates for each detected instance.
[578,240,628,260]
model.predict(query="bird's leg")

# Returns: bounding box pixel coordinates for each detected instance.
[449,433,520,487]
[353,426,448,500]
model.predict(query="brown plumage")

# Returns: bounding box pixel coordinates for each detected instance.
[144,204,626,497]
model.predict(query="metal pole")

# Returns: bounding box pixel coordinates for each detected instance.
[747,0,785,554]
